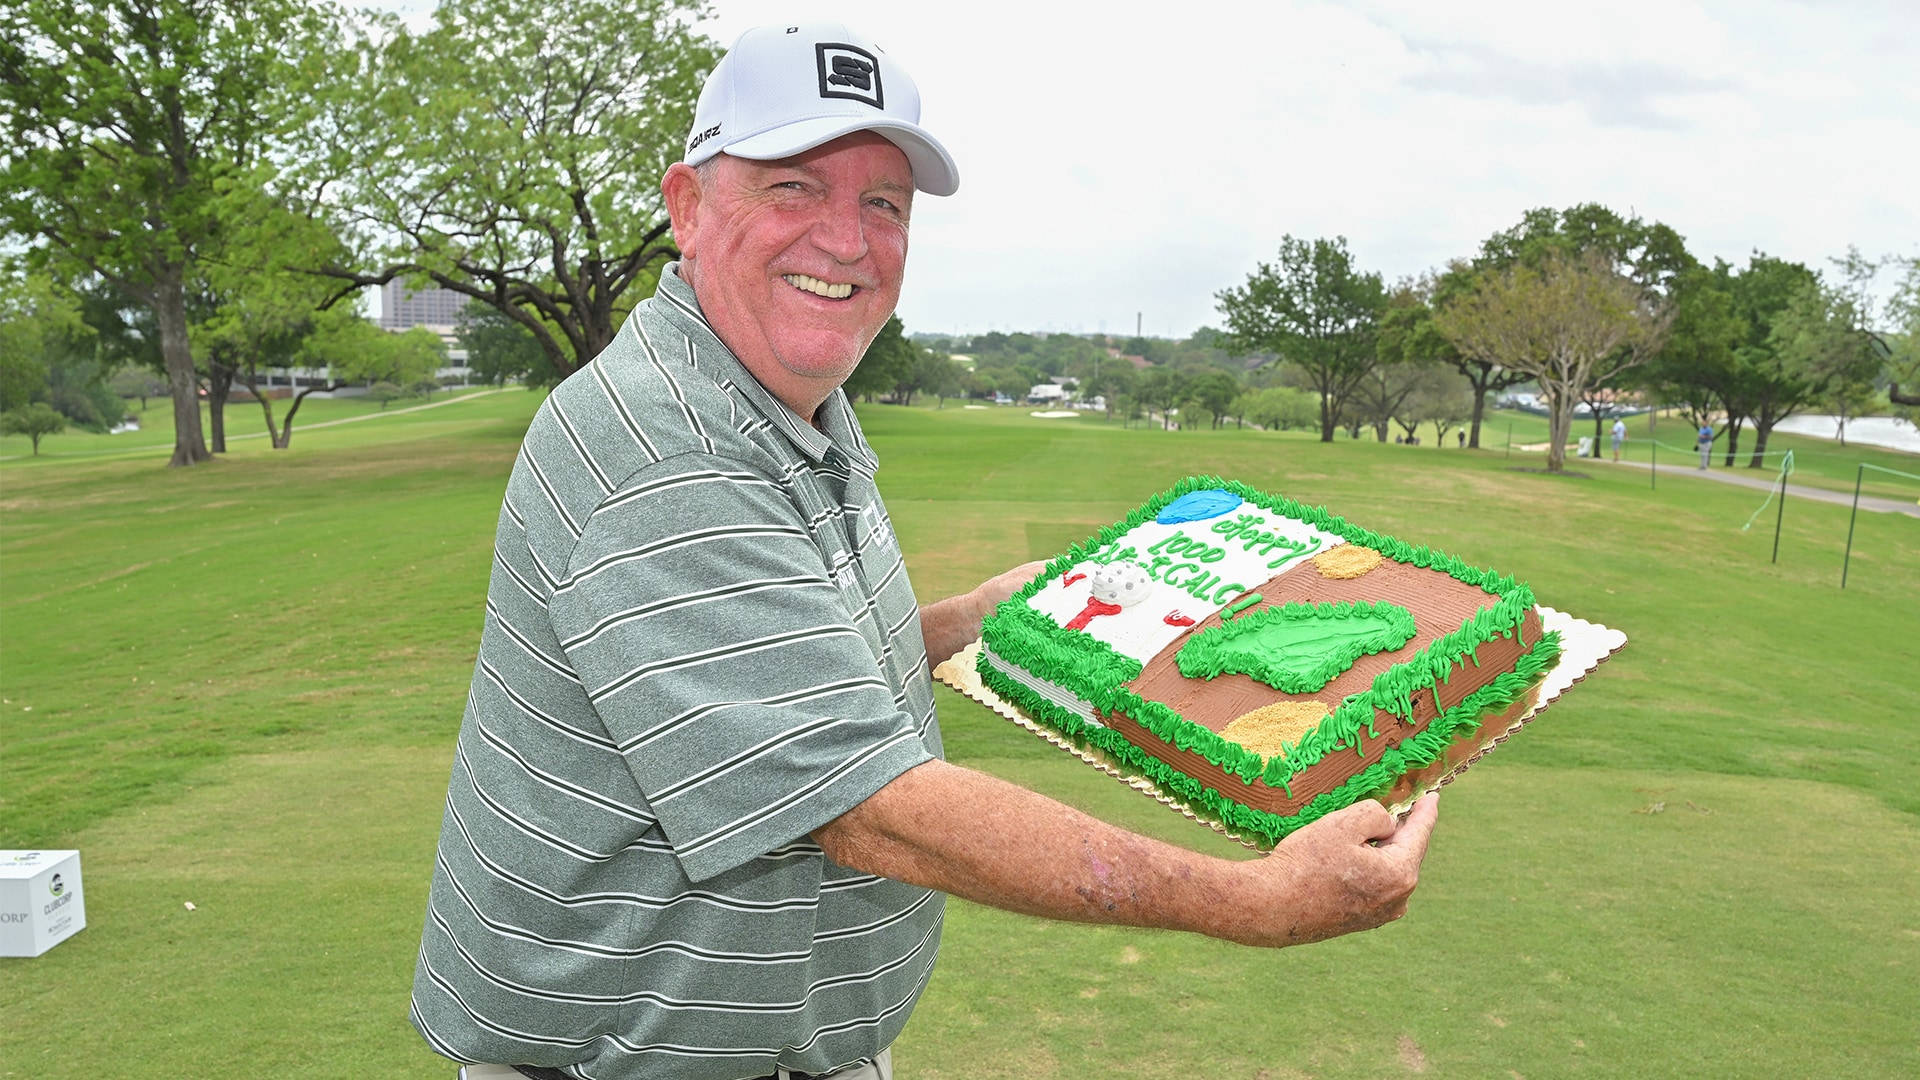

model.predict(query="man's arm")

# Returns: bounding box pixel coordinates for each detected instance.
[917,560,1048,665]
[815,759,1437,948]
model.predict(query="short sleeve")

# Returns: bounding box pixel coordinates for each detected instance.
[548,454,932,882]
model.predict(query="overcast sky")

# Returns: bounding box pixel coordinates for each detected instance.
[363,0,1919,338]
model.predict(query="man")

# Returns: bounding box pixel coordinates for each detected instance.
[1698,423,1715,469]
[413,22,1437,1080]
[1611,416,1627,462]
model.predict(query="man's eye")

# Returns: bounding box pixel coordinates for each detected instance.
[868,197,900,213]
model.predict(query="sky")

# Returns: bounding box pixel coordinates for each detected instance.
[361,0,1919,338]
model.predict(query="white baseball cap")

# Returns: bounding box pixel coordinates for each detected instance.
[683,22,959,196]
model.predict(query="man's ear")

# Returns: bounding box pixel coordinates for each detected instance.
[661,162,703,259]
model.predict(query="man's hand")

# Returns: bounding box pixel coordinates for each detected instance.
[918,559,1050,665]
[1222,795,1440,947]
[971,559,1050,610]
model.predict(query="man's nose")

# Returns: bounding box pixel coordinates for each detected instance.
[809,195,869,264]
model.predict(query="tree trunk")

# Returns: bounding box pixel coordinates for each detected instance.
[206,360,235,453]
[1723,417,1744,467]
[1748,424,1772,469]
[153,269,211,467]
[1544,390,1572,473]
[1374,419,1389,442]
[1319,391,1335,442]
[1467,385,1487,449]
[1592,412,1606,457]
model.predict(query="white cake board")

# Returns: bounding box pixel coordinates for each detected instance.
[933,606,1627,850]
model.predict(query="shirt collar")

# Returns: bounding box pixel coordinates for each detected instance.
[645,263,875,475]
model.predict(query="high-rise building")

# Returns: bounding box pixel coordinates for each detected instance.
[378,281,470,377]
[380,281,467,332]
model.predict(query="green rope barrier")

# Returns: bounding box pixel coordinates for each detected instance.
[1742,450,1795,533]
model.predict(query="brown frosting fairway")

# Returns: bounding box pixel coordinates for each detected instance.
[1110,558,1543,816]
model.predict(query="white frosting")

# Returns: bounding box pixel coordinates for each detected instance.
[1027,509,1346,664]
[979,643,1103,727]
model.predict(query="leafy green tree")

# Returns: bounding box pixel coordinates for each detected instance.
[191,192,353,451]
[2,0,326,466]
[914,348,963,407]
[1348,355,1428,442]
[457,301,556,388]
[1134,366,1188,430]
[109,365,170,412]
[1,401,66,454]
[1877,258,1920,417]
[1396,366,1474,447]
[1638,263,1741,441]
[365,382,405,410]
[846,315,915,404]
[1233,387,1314,432]
[1184,370,1241,429]
[1434,249,1669,473]
[300,0,719,382]
[1829,251,1919,420]
[1217,235,1387,442]
[1714,254,1819,466]
[1747,276,1881,465]
[1081,362,1135,421]
[373,327,449,389]
[0,267,90,411]
[1380,272,1524,449]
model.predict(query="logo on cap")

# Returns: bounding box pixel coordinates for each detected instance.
[816,43,883,109]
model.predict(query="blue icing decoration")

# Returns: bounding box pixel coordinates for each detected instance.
[1156,489,1242,525]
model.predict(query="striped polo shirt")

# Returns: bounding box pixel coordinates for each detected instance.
[411,264,945,1079]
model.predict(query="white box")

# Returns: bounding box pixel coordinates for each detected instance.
[1,850,86,957]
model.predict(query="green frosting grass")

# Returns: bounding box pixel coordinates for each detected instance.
[1175,599,1417,694]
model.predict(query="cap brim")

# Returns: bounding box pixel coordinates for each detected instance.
[721,116,959,197]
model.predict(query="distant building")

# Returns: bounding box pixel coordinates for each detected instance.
[378,281,470,381]
[380,281,466,333]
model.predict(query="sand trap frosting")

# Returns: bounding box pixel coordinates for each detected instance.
[1029,410,1080,419]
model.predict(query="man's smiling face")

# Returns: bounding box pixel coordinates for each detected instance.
[665,131,914,418]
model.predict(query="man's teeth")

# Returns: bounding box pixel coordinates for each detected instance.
[783,274,854,300]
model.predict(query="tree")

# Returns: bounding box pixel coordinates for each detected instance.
[1081,362,1135,421]
[300,0,718,383]
[2,0,325,466]
[0,266,90,411]
[1237,385,1318,432]
[1716,254,1819,466]
[1638,263,1741,444]
[1879,259,1920,415]
[457,301,556,388]
[109,365,170,411]
[1349,356,1427,442]
[1185,370,1241,429]
[1830,251,1920,418]
[2,402,66,454]
[1747,276,1881,464]
[1407,368,1474,447]
[1217,235,1386,442]
[1380,271,1524,449]
[915,347,963,408]
[1134,366,1188,430]
[845,315,915,404]
[191,192,354,451]
[1433,249,1669,473]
